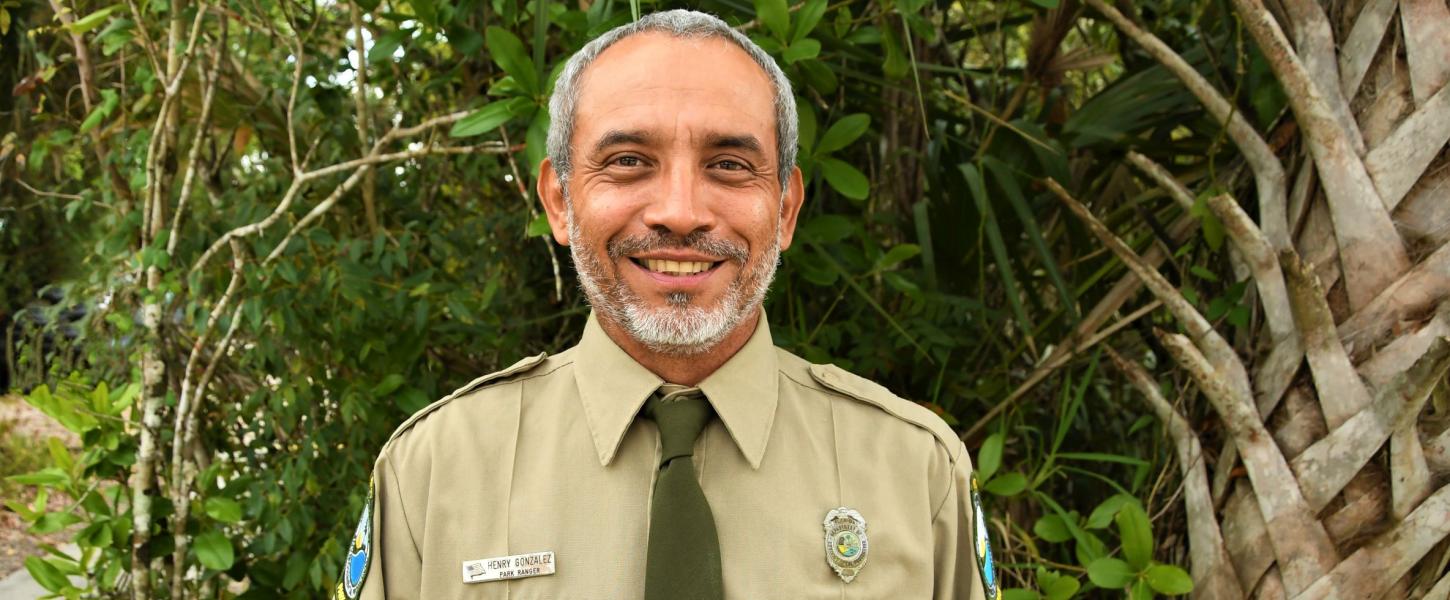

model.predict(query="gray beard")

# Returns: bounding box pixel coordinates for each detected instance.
[565,204,781,356]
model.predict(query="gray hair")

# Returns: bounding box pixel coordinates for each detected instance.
[546,9,798,191]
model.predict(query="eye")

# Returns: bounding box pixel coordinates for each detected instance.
[714,159,747,171]
[613,155,643,167]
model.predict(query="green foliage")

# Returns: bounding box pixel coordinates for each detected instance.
[0,0,1281,594]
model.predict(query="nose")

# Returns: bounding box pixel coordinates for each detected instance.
[641,163,716,237]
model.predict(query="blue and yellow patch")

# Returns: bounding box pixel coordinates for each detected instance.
[970,473,999,600]
[336,478,374,599]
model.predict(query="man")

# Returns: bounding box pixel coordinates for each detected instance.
[337,9,996,599]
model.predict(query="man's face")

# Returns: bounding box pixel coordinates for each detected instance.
[539,33,804,355]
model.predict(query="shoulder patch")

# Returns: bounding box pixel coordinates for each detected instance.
[808,363,959,452]
[335,477,374,599]
[387,352,548,445]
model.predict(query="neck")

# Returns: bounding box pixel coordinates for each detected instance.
[597,310,760,386]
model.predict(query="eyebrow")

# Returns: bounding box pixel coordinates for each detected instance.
[587,129,768,158]
[590,129,651,156]
[703,133,765,156]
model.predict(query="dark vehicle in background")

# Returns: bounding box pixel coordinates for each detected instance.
[3,286,88,393]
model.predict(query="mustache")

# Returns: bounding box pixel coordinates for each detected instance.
[606,229,749,264]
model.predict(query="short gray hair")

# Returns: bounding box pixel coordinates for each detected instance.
[546,9,798,191]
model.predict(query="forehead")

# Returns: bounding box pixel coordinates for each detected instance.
[573,32,777,150]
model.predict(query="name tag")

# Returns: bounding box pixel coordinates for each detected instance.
[461,550,556,584]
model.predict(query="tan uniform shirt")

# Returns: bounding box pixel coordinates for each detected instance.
[336,312,995,599]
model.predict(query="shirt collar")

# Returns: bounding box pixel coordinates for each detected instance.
[573,310,779,470]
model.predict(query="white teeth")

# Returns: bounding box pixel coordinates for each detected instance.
[643,259,713,275]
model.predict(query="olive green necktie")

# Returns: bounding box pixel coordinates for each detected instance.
[642,385,724,600]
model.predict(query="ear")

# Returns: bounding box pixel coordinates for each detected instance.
[537,157,571,247]
[776,165,806,251]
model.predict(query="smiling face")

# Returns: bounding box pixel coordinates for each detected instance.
[539,32,804,356]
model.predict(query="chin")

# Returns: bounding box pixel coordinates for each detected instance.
[619,300,744,356]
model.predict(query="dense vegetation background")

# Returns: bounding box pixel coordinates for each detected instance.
[2,0,1448,596]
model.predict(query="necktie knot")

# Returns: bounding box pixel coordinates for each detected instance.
[643,385,714,467]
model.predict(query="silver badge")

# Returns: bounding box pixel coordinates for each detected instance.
[823,507,869,583]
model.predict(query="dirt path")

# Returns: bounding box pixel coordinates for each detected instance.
[0,393,80,579]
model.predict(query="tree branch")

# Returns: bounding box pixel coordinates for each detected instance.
[1338,240,1450,359]
[1046,177,1252,400]
[1290,337,1450,511]
[190,109,508,276]
[351,2,379,234]
[1106,347,1245,599]
[1364,79,1450,210]
[168,239,244,598]
[1156,329,1338,595]
[1229,0,1409,310]
[1297,482,1450,599]
[1281,250,1372,429]
[1085,0,1291,250]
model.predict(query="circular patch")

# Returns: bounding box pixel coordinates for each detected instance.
[832,530,863,561]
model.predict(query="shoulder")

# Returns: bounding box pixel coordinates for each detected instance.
[776,348,963,462]
[383,350,568,449]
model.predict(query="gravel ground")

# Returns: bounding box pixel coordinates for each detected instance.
[0,393,80,579]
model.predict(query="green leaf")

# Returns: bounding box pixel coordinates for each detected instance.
[1190,265,1219,282]
[881,22,908,79]
[1036,567,1081,600]
[983,157,1076,320]
[1045,576,1080,600]
[977,433,1003,482]
[797,100,818,153]
[818,157,869,201]
[1033,514,1073,543]
[1028,0,1061,7]
[1116,500,1153,569]
[815,114,870,155]
[1144,564,1194,595]
[65,5,119,34]
[1191,195,1225,251]
[368,29,410,63]
[877,244,920,270]
[486,26,539,95]
[8,467,70,487]
[450,98,529,137]
[1131,578,1154,600]
[354,0,381,11]
[31,511,83,534]
[799,59,838,94]
[962,163,1035,344]
[1086,494,1133,529]
[194,531,235,570]
[783,38,820,64]
[527,213,553,237]
[79,89,119,134]
[801,214,853,244]
[204,497,243,523]
[408,0,436,26]
[396,388,430,414]
[1001,590,1040,600]
[372,374,405,396]
[525,107,550,179]
[791,0,827,42]
[24,556,70,592]
[1086,557,1135,589]
[754,0,789,40]
[984,472,1027,496]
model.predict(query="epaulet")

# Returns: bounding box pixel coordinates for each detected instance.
[808,363,961,455]
[386,352,549,445]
